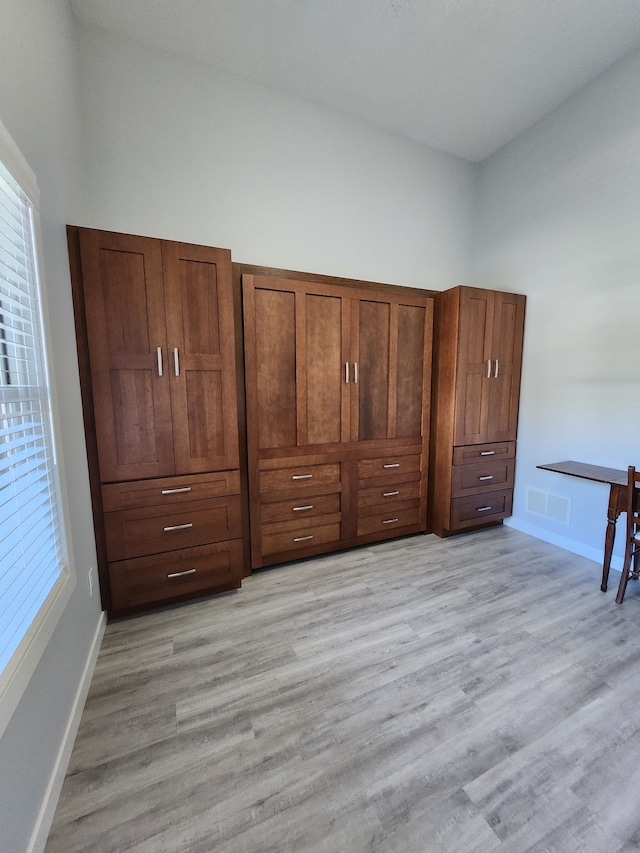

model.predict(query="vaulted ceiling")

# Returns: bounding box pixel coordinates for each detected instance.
[69,0,640,162]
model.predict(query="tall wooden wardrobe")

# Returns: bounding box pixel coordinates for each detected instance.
[430,286,526,536]
[240,268,434,568]
[68,227,244,616]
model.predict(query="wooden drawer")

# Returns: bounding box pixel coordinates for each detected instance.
[109,540,243,610]
[358,481,421,510]
[357,454,421,480]
[357,504,421,537]
[260,493,341,524]
[452,458,515,498]
[102,470,240,511]
[104,495,242,561]
[260,462,341,496]
[450,489,513,529]
[452,442,515,466]
[261,522,341,556]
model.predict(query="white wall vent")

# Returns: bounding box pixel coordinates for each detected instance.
[527,488,571,524]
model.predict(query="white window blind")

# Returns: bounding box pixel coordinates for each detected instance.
[0,155,66,674]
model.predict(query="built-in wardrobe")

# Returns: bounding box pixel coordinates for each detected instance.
[69,228,525,617]
[430,286,526,536]
[239,267,434,568]
[68,227,244,616]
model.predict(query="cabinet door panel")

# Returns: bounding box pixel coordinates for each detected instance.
[303,293,345,446]
[487,292,525,442]
[163,242,239,472]
[454,288,493,446]
[252,287,297,450]
[356,300,390,441]
[79,230,174,481]
[396,304,426,438]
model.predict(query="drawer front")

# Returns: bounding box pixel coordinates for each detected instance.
[261,522,341,556]
[452,442,515,466]
[452,459,515,498]
[450,489,513,529]
[260,493,341,524]
[358,482,421,510]
[104,495,242,561]
[102,470,240,511]
[260,462,341,496]
[109,540,243,610]
[357,505,421,537]
[358,454,421,480]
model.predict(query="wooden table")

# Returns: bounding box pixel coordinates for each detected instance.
[537,461,627,592]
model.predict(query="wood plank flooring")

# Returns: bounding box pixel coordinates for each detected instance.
[45,527,640,852]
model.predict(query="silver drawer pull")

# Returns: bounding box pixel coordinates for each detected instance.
[383,463,400,469]
[480,451,495,456]
[293,505,313,512]
[292,474,313,480]
[294,535,313,542]
[383,491,400,497]
[163,523,193,532]
[167,568,196,578]
[477,506,492,512]
[161,487,192,495]
[383,518,399,524]
[479,475,494,481]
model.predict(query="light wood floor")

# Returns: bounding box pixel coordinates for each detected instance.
[46,527,640,852]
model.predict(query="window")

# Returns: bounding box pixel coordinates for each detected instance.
[0,119,73,733]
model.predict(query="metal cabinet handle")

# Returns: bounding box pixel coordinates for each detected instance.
[383,518,399,524]
[157,346,163,377]
[383,463,400,469]
[161,487,192,495]
[479,475,494,481]
[294,535,313,542]
[345,362,349,384]
[293,505,313,512]
[167,568,196,578]
[494,359,499,379]
[477,506,492,512]
[383,491,400,497]
[292,474,313,480]
[174,347,180,377]
[163,523,193,532]
[487,359,491,379]
[354,362,358,384]
[480,451,495,456]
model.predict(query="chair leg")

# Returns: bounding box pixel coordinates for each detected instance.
[632,547,640,579]
[616,552,632,604]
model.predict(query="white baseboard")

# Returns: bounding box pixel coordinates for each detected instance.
[504,517,623,573]
[28,611,107,853]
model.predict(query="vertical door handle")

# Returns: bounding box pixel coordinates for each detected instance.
[354,362,358,384]
[157,347,163,377]
[494,359,499,378]
[486,359,491,379]
[174,347,180,377]
[345,362,350,384]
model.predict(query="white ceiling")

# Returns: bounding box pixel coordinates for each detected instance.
[69,0,640,162]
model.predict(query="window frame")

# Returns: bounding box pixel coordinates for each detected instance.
[0,118,76,738]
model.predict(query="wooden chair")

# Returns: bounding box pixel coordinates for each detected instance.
[615,466,640,604]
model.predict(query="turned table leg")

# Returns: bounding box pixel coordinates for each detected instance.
[601,484,625,592]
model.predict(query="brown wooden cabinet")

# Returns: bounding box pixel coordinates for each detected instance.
[242,270,433,568]
[430,286,525,537]
[68,227,244,615]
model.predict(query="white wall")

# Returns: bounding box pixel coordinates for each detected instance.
[74,24,476,289]
[473,47,640,568]
[0,2,104,852]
